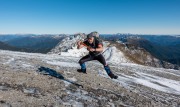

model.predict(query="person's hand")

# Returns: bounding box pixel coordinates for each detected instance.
[89,48,95,52]
[77,41,81,46]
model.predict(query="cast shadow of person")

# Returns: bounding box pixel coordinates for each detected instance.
[37,66,83,88]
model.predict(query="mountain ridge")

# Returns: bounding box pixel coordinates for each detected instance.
[48,34,179,70]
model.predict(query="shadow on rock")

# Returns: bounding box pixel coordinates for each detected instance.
[37,66,83,88]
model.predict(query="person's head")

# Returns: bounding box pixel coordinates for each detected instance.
[87,34,94,44]
[87,31,99,44]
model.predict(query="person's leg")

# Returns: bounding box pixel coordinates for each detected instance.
[78,55,94,73]
[95,54,107,65]
[95,54,118,79]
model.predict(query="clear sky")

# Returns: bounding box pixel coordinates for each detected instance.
[0,0,180,34]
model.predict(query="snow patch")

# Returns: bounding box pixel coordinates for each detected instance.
[4,58,14,64]
[61,47,88,57]
[22,63,34,68]
[102,47,129,64]
[46,61,79,68]
[98,64,180,95]
[115,71,180,95]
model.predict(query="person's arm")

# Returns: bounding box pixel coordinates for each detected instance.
[95,44,103,52]
[77,41,85,49]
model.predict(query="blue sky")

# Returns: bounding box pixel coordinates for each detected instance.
[0,0,180,34]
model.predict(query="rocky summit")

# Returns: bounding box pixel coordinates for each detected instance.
[0,50,180,107]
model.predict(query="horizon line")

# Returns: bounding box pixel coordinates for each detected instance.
[0,33,180,35]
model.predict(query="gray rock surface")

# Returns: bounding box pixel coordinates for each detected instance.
[0,50,179,107]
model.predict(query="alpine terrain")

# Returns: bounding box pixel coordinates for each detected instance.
[0,34,180,107]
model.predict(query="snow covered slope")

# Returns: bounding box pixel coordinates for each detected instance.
[59,43,130,64]
[102,46,130,63]
[48,33,88,56]
[0,50,179,107]
[49,34,130,64]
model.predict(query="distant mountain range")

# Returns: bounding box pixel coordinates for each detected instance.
[0,34,66,53]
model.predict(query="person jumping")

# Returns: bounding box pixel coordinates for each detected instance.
[77,32,118,79]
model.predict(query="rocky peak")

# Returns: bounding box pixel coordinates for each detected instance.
[48,33,86,55]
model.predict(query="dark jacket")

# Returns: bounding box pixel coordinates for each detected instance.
[83,38,103,56]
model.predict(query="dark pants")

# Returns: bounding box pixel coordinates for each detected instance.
[79,54,107,66]
[78,54,112,74]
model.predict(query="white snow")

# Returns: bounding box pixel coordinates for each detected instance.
[98,63,180,95]
[46,60,79,68]
[60,47,88,57]
[22,63,34,68]
[4,58,15,64]
[120,72,180,95]
[102,46,129,64]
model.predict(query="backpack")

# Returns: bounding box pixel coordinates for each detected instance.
[94,36,103,47]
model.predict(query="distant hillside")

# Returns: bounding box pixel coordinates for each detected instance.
[0,34,66,53]
[107,41,179,70]
[0,34,23,42]
[101,34,180,66]
[0,41,22,51]
[126,38,180,66]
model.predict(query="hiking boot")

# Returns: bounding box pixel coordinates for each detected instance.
[108,73,118,79]
[77,69,87,74]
